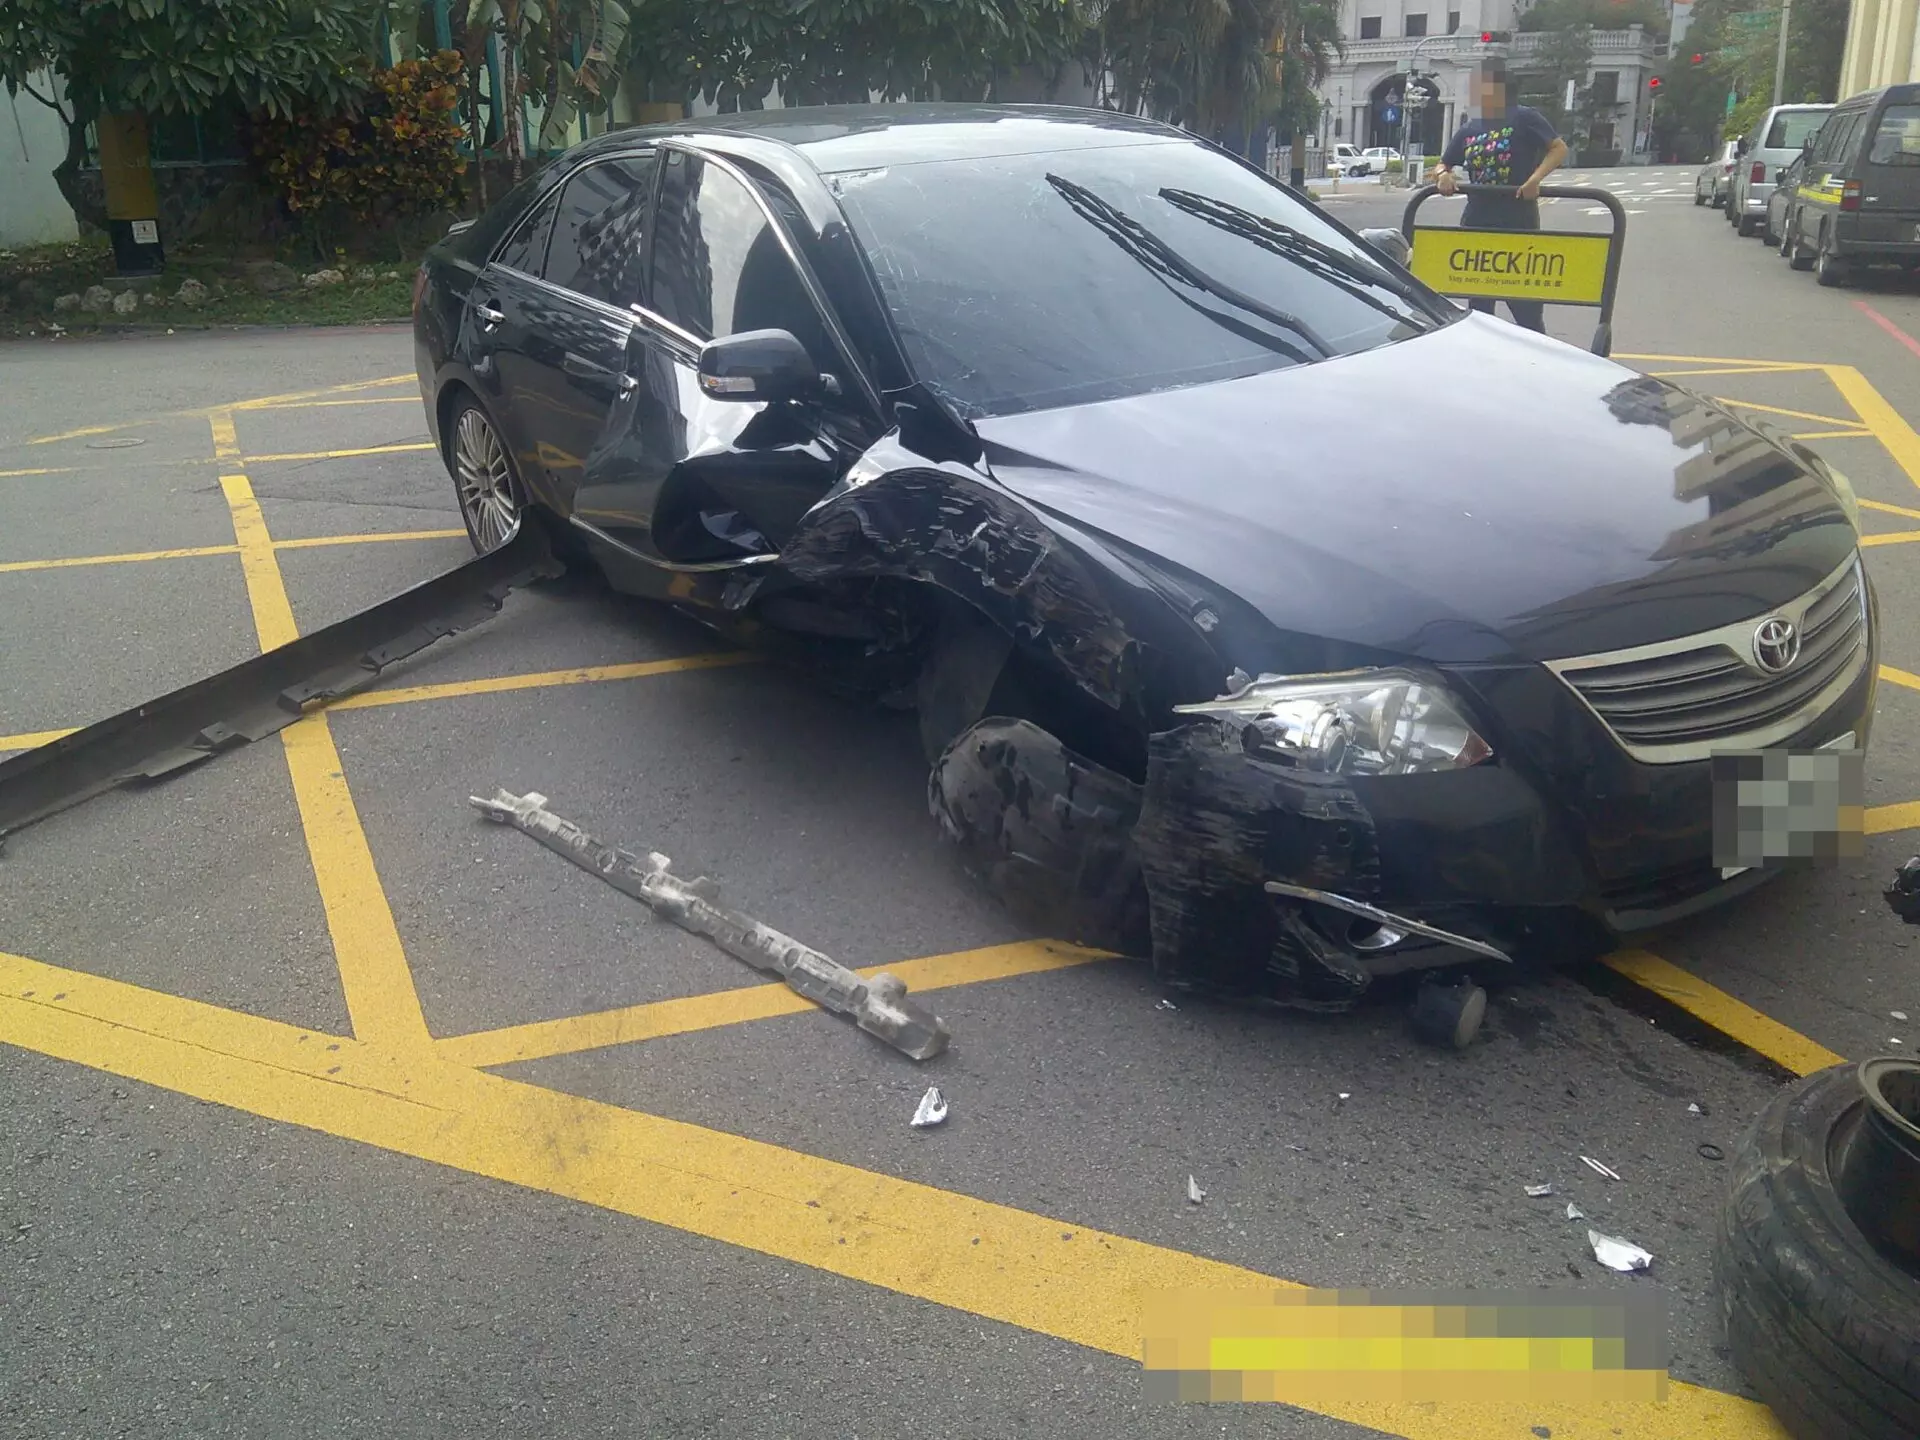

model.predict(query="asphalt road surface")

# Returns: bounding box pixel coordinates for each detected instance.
[3,165,1918,1440]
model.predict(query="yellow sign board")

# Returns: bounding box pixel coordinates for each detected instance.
[94,112,159,221]
[1408,228,1612,305]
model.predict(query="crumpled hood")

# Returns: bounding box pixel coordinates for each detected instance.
[974,315,1858,664]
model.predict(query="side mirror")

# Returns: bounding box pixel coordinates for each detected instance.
[696,328,820,403]
[1357,227,1411,267]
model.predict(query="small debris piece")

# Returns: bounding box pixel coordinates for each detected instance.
[910,1087,948,1128]
[1337,1092,1352,1102]
[1565,1201,1586,1221]
[1687,1102,1704,1116]
[1525,1183,1556,1198]
[1154,998,1178,1011]
[1587,1230,1653,1273]
[1894,1011,1909,1022]
[1698,1142,1725,1161]
[1187,1175,1206,1205]
[1532,1427,1552,1438]
[1579,1155,1622,1181]
[471,788,950,1059]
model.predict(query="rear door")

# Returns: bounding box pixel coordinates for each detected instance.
[571,148,872,562]
[1856,99,1920,240]
[1796,106,1861,245]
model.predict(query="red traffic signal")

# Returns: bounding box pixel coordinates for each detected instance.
[1691,51,1705,65]
[1481,30,1492,40]
[1648,75,1663,89]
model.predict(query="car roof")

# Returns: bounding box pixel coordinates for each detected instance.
[560,103,1190,176]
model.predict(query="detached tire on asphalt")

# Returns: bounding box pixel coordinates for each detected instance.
[1713,1062,1920,1440]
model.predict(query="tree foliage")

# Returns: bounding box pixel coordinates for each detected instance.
[1095,0,1339,145]
[0,0,383,226]
[251,50,467,252]
[1651,0,1848,159]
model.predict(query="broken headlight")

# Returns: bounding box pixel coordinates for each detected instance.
[1172,668,1492,775]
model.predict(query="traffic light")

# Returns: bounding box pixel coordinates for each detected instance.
[1691,52,1706,66]
[1648,75,1663,90]
[1478,29,1510,42]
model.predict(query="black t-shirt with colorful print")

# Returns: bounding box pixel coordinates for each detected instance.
[1441,105,1560,229]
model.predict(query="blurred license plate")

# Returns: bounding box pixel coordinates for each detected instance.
[1713,733,1863,878]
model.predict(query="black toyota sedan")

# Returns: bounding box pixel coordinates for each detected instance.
[412,104,1877,1014]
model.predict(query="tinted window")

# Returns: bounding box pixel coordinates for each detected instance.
[650,150,834,362]
[830,140,1447,420]
[494,186,561,273]
[1359,16,1381,37]
[544,154,657,308]
[1767,111,1828,150]
[1868,104,1920,164]
[1405,13,1427,35]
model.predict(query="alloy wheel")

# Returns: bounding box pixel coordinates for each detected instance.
[452,405,522,553]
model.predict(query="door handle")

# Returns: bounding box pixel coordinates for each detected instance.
[618,374,638,396]
[474,302,505,327]
[562,352,609,378]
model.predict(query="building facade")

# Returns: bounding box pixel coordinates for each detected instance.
[1313,0,1664,163]
[1840,0,1920,97]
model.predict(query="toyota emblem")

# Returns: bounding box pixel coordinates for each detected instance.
[1752,616,1800,674]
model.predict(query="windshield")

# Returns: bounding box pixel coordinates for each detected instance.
[1767,111,1828,150]
[1869,105,1920,165]
[827,140,1446,419]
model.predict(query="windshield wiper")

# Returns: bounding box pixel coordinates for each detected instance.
[1045,174,1334,362]
[1158,188,1444,328]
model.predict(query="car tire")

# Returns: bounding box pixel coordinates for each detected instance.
[1713,1061,1920,1440]
[1762,210,1778,246]
[1789,225,1816,271]
[444,395,579,572]
[1816,225,1852,287]
[1737,210,1759,237]
[1695,187,1707,207]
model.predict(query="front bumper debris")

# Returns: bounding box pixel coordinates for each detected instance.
[0,524,560,851]
[472,787,951,1060]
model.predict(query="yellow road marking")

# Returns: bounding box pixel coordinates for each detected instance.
[1825,364,1920,493]
[217,444,432,1056]
[1602,951,1845,1077]
[0,531,465,578]
[0,726,78,753]
[1647,365,1822,377]
[273,529,465,551]
[1863,530,1920,547]
[246,442,434,464]
[1868,800,1920,836]
[0,944,1784,1440]
[23,375,415,447]
[251,396,421,410]
[1862,497,1920,521]
[0,544,238,574]
[1883,664,1920,693]
[438,941,1115,1069]
[0,467,75,479]
[330,653,758,714]
[24,423,128,445]
[209,410,242,461]
[1712,398,1869,428]
[1618,352,1811,368]
[1792,429,1879,441]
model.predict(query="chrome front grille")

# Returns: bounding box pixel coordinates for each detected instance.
[1546,553,1868,764]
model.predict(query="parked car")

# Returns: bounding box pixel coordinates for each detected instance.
[1361,146,1403,174]
[1327,142,1366,175]
[1728,103,1833,236]
[1766,149,1806,250]
[1782,82,1920,286]
[413,103,1877,1014]
[1696,140,1739,207]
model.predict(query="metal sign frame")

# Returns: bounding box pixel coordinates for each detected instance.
[1400,184,1628,356]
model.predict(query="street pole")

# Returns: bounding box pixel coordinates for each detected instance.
[1772,0,1792,109]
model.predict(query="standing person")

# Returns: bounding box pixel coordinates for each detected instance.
[1432,59,1570,333]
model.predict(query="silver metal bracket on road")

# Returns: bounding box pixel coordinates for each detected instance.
[471,787,952,1061]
